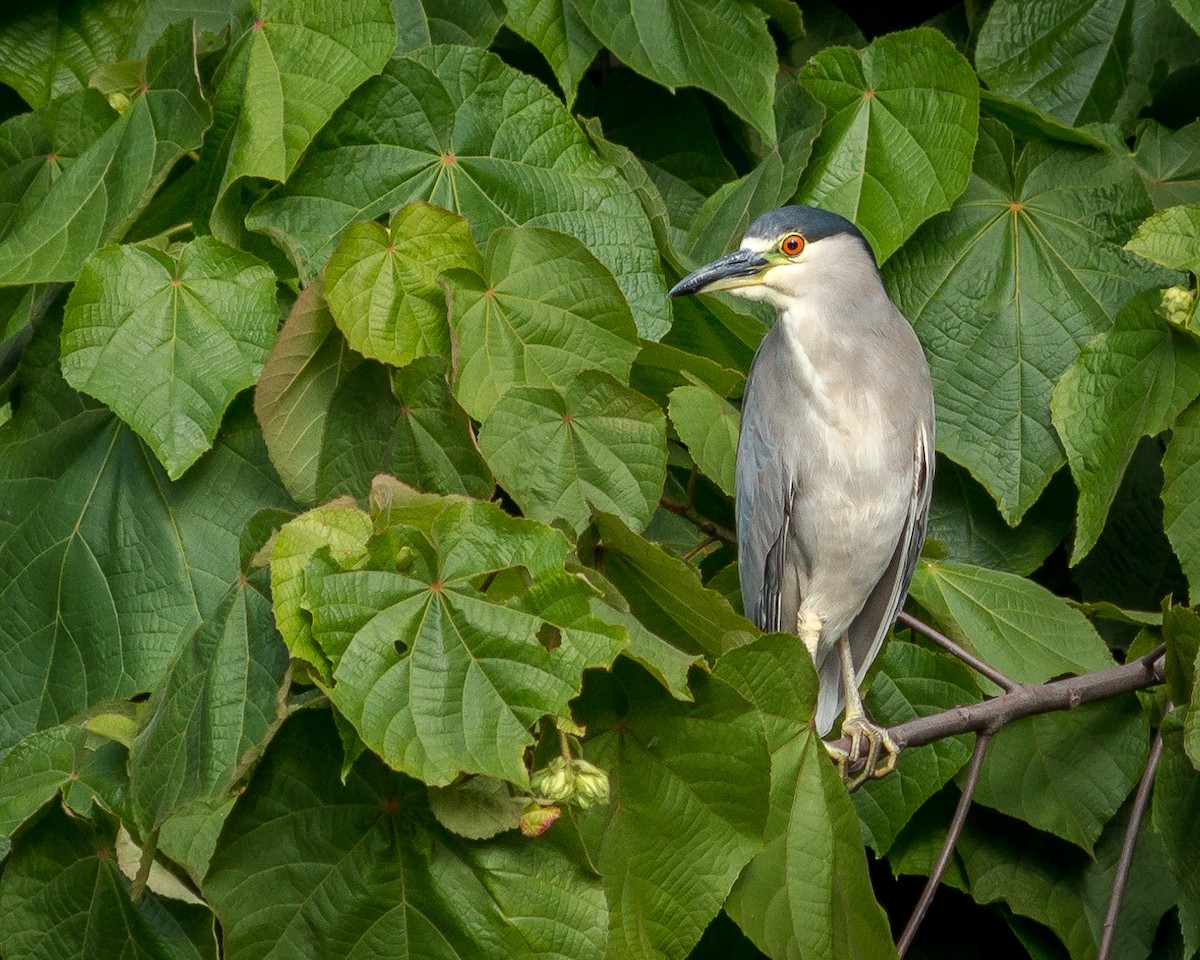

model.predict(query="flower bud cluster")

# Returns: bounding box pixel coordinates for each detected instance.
[530,757,611,809]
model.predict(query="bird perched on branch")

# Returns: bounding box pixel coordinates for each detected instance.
[669,206,934,789]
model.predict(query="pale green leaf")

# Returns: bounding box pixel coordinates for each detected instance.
[907,558,1115,687]
[574,0,777,141]
[205,711,607,960]
[450,227,640,421]
[61,237,279,479]
[1164,400,1200,594]
[1052,290,1200,562]
[797,28,980,262]
[479,371,666,535]
[392,0,505,50]
[1126,203,1200,275]
[668,384,740,497]
[576,664,770,960]
[247,45,668,338]
[0,21,211,285]
[504,0,600,104]
[885,120,1174,521]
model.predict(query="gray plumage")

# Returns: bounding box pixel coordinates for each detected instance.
[671,205,934,738]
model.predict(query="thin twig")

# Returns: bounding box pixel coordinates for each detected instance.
[658,496,736,546]
[897,611,1019,693]
[681,536,719,563]
[828,646,1165,759]
[1097,705,1169,960]
[896,732,992,956]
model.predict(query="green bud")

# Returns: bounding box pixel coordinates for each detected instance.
[106,91,131,114]
[571,759,610,808]
[531,757,575,802]
[1162,286,1196,328]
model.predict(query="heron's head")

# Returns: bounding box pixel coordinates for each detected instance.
[668,205,879,310]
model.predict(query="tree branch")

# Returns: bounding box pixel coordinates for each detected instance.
[897,611,1018,693]
[658,495,736,546]
[897,732,992,957]
[829,646,1165,758]
[1097,706,1168,960]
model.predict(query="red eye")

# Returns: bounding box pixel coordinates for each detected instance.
[780,233,805,256]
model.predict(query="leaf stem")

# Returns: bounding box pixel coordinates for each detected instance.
[898,611,1018,693]
[129,828,159,903]
[896,732,991,956]
[658,495,736,546]
[1097,704,1168,960]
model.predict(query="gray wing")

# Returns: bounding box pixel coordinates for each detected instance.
[814,418,935,733]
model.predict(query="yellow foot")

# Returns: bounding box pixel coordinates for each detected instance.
[825,716,898,792]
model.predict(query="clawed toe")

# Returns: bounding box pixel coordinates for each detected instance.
[825,717,897,792]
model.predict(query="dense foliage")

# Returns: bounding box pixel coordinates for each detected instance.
[0,1,1198,958]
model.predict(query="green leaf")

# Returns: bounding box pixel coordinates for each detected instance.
[631,340,745,412]
[193,0,395,240]
[851,641,979,856]
[392,0,505,50]
[1152,729,1200,957]
[926,460,1072,576]
[61,237,279,479]
[324,203,479,366]
[0,21,211,286]
[0,724,86,841]
[129,575,290,832]
[1126,203,1200,275]
[0,322,295,755]
[247,45,668,339]
[0,88,117,237]
[450,226,640,421]
[297,491,625,785]
[1129,120,1200,209]
[157,796,238,885]
[972,696,1149,852]
[907,558,1115,687]
[715,635,898,960]
[668,384,740,497]
[269,500,373,682]
[979,88,1114,150]
[253,280,363,505]
[797,28,980,262]
[975,0,1162,129]
[586,591,700,702]
[1164,400,1200,594]
[575,663,771,960]
[204,710,607,960]
[0,806,216,960]
[479,371,666,535]
[1052,290,1200,562]
[885,120,1173,522]
[0,0,140,108]
[593,512,754,660]
[428,777,528,840]
[573,0,777,142]
[1172,0,1200,33]
[504,0,601,104]
[322,356,493,502]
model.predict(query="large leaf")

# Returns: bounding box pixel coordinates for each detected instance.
[716,635,898,960]
[0,724,86,841]
[450,226,641,421]
[0,809,217,960]
[1164,400,1200,594]
[246,45,668,338]
[851,641,980,857]
[478,371,667,535]
[0,322,295,755]
[573,0,777,142]
[504,0,600,104]
[128,573,290,833]
[884,119,1173,522]
[285,484,625,785]
[392,0,505,50]
[61,237,279,479]
[972,696,1149,852]
[253,281,363,505]
[193,0,395,240]
[668,384,740,497]
[575,663,771,960]
[796,28,980,262]
[1129,120,1200,209]
[0,0,140,108]
[1126,203,1200,275]
[975,0,1163,129]
[1052,290,1200,562]
[0,21,211,286]
[907,558,1115,687]
[204,710,607,960]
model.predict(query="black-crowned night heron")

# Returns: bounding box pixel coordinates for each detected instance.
[669,206,934,789]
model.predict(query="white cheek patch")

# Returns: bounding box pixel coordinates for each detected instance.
[740,236,776,254]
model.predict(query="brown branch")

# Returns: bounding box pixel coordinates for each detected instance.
[829,646,1165,759]
[897,732,992,957]
[897,611,1018,693]
[1097,705,1168,960]
[658,496,736,546]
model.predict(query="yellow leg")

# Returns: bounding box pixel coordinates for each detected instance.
[825,632,897,792]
